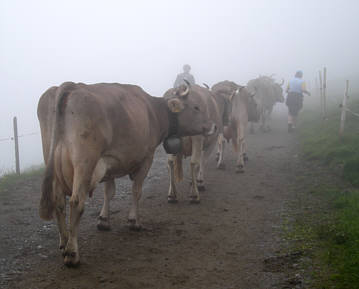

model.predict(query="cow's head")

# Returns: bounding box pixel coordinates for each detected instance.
[274,79,285,103]
[246,79,258,99]
[164,82,216,137]
[247,91,260,122]
[233,86,260,122]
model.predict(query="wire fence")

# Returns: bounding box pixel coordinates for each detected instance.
[0,117,43,176]
[341,106,359,118]
[0,131,39,143]
[315,69,357,138]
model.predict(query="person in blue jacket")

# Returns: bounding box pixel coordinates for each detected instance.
[286,70,311,132]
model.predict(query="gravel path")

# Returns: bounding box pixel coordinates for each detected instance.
[0,112,304,289]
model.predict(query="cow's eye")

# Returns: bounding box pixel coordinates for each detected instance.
[194,106,200,112]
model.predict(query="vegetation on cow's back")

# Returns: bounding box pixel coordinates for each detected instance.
[0,166,44,193]
[299,98,359,186]
[285,98,359,288]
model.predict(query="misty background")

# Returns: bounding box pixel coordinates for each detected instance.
[1,0,358,173]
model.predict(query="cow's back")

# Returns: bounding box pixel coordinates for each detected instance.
[38,82,163,184]
[37,86,57,164]
[63,83,162,169]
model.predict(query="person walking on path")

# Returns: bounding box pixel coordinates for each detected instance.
[173,64,196,88]
[286,70,311,132]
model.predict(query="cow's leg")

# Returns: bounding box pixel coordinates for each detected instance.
[216,133,226,170]
[54,182,68,252]
[236,124,246,173]
[265,109,272,131]
[243,140,249,163]
[189,136,202,203]
[167,154,179,203]
[197,152,206,191]
[262,112,267,132]
[198,138,217,190]
[97,179,115,231]
[64,166,94,266]
[215,135,220,162]
[128,154,154,230]
[259,108,265,132]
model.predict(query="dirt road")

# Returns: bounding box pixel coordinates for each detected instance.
[0,112,303,289]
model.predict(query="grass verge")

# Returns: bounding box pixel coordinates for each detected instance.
[0,165,44,193]
[300,100,359,186]
[286,97,359,288]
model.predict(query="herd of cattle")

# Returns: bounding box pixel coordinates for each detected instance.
[37,76,285,266]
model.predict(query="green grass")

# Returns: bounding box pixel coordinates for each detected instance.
[299,99,359,186]
[289,98,359,288]
[0,165,44,193]
[312,188,359,289]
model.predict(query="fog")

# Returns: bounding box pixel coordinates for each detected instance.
[1,0,358,172]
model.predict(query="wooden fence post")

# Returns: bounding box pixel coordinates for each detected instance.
[323,67,327,119]
[319,70,323,118]
[315,77,319,108]
[339,80,349,139]
[13,116,20,175]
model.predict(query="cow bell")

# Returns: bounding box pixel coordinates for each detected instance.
[163,136,182,154]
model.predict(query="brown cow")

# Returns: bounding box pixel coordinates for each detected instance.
[247,76,284,132]
[37,82,216,266]
[164,84,221,203]
[212,81,259,173]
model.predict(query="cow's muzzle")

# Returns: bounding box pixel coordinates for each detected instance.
[204,123,217,136]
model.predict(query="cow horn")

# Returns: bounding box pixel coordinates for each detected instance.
[279,79,284,86]
[179,84,189,97]
[203,83,210,89]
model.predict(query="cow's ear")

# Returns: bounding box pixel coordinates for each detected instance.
[167,98,184,113]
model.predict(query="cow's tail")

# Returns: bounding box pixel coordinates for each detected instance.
[39,82,76,220]
[173,153,183,183]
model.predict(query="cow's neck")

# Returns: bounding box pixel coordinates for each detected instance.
[150,97,173,143]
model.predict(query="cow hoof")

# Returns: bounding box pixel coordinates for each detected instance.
[128,220,142,231]
[167,196,178,203]
[63,251,80,267]
[236,165,245,174]
[215,153,220,162]
[197,185,205,191]
[189,197,200,204]
[59,244,66,252]
[59,239,68,251]
[217,163,226,170]
[97,217,111,231]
